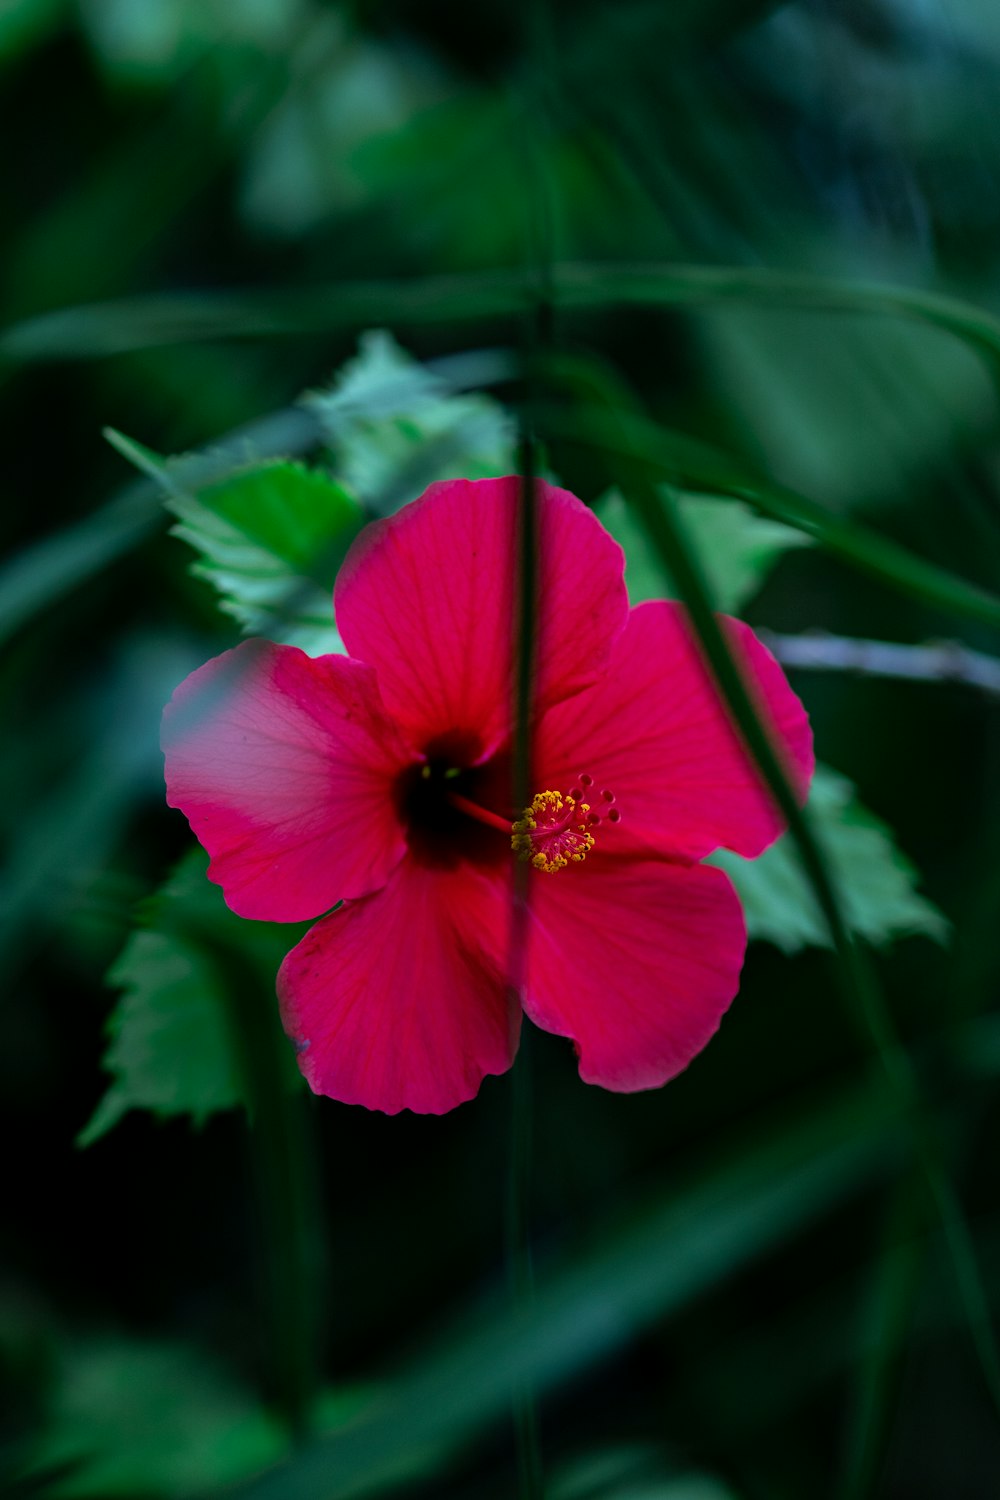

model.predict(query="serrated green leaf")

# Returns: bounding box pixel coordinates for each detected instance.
[80,850,303,1146]
[309,328,449,426]
[305,330,516,510]
[166,459,363,652]
[597,487,811,611]
[712,765,949,953]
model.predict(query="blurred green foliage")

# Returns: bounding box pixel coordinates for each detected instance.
[3,2,1000,1499]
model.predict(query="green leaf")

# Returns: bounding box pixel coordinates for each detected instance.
[713,765,949,954]
[80,849,302,1146]
[167,459,363,652]
[26,1335,371,1498]
[597,487,811,611]
[29,1338,287,1497]
[305,330,516,510]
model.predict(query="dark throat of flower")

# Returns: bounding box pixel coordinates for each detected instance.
[396,738,510,870]
[397,744,619,874]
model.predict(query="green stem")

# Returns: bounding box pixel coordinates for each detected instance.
[506,53,551,1473]
[504,431,544,1500]
[506,1027,544,1500]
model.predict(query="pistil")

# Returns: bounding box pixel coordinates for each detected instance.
[445,789,513,834]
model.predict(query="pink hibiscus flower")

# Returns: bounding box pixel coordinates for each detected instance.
[162,476,813,1115]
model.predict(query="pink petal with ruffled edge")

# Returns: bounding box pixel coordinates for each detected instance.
[278,861,518,1114]
[334,477,627,756]
[535,600,813,863]
[162,639,413,922]
[524,856,746,1091]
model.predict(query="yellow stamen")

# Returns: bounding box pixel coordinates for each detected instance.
[511,789,595,872]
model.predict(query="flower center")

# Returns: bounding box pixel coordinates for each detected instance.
[398,744,620,874]
[510,773,620,873]
[396,733,509,871]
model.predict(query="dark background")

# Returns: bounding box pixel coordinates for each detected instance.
[2,2,1000,1497]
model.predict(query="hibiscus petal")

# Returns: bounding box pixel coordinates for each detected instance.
[334,477,627,756]
[535,600,814,862]
[278,860,519,1114]
[162,639,411,921]
[524,857,746,1092]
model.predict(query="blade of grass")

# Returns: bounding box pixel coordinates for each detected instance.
[226,1077,902,1500]
[0,280,534,363]
[838,1175,925,1500]
[601,417,1000,1423]
[506,434,543,1500]
[8,263,1000,373]
[536,394,1000,632]
[0,483,161,649]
